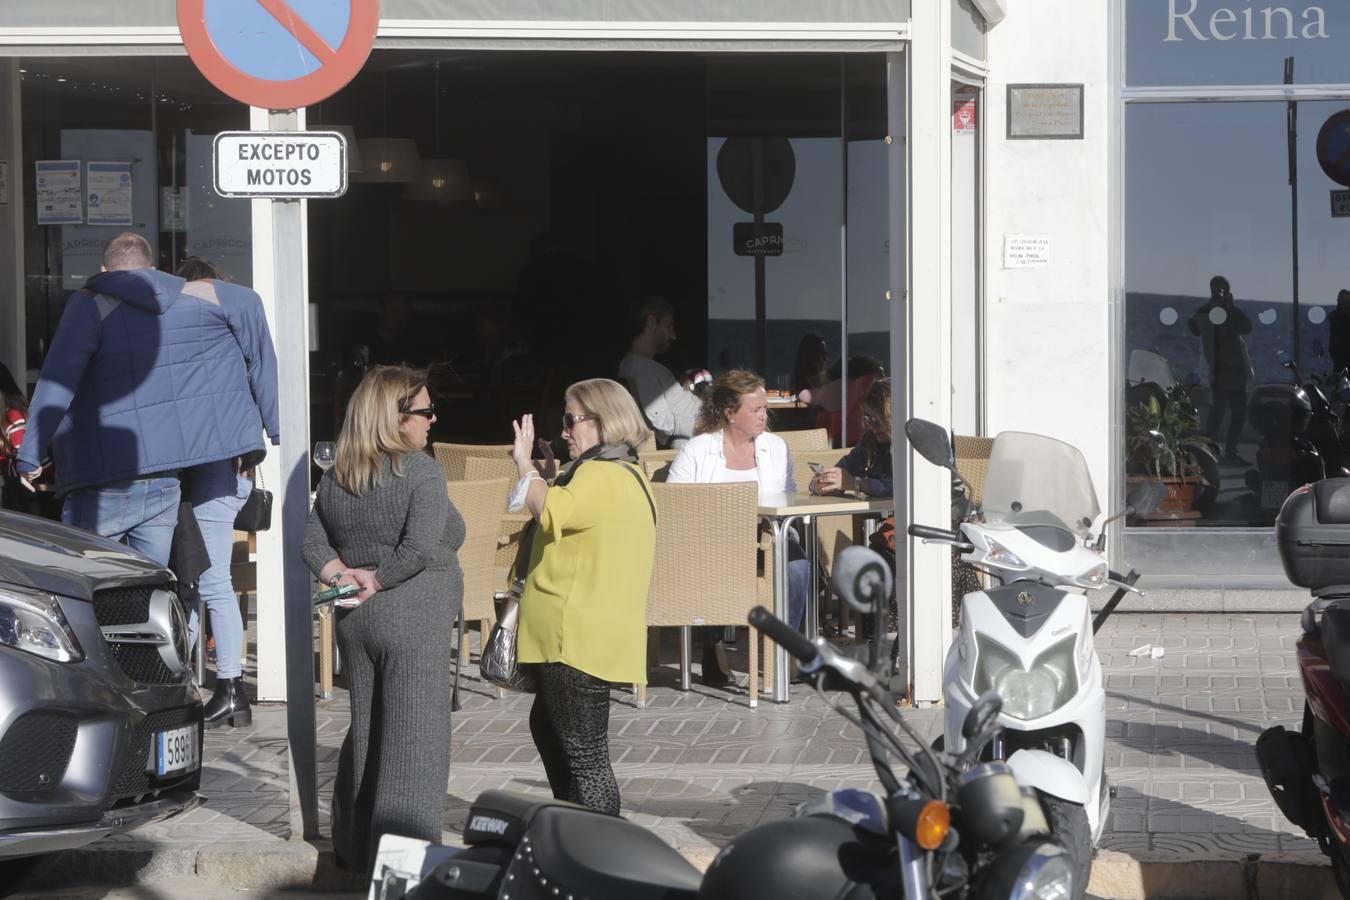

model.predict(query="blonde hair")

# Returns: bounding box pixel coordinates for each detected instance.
[695,369,765,436]
[333,365,428,495]
[565,378,652,450]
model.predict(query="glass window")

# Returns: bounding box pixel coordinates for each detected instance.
[20,58,252,383]
[1124,99,1350,527]
[1126,0,1350,87]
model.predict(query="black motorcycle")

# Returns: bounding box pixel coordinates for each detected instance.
[374,548,1078,900]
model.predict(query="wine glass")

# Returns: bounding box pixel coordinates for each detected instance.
[313,441,336,473]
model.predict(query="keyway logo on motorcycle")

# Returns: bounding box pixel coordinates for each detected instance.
[467,815,509,836]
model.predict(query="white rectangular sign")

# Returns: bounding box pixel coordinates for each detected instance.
[212,131,347,199]
[86,161,133,226]
[36,160,82,224]
[1003,233,1051,268]
[1333,190,1350,219]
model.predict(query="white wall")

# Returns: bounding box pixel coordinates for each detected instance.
[983,3,1112,501]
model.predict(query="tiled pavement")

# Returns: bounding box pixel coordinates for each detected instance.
[57,613,1324,881]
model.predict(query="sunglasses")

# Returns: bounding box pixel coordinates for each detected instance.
[862,413,882,428]
[401,403,436,420]
[562,413,599,431]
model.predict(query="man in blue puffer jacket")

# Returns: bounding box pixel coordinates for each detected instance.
[16,232,280,568]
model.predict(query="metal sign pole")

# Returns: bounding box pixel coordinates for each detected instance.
[270,106,318,841]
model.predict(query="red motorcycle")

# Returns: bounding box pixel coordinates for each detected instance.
[1259,478,1350,896]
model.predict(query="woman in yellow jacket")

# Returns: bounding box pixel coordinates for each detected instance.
[509,378,655,816]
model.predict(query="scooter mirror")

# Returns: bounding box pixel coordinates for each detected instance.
[831,545,893,616]
[962,691,1003,741]
[905,418,954,470]
[1125,480,1167,517]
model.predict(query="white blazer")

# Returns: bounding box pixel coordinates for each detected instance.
[665,430,796,497]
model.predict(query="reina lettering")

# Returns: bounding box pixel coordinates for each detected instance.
[1165,0,1329,41]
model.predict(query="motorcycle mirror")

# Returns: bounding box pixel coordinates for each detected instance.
[962,691,1003,741]
[831,545,894,617]
[905,418,954,470]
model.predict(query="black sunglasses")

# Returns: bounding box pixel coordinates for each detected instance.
[401,403,436,419]
[562,413,599,431]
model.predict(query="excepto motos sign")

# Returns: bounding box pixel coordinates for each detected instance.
[212,131,348,199]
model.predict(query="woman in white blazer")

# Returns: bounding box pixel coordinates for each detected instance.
[666,369,810,687]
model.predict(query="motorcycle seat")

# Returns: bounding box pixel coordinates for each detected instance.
[503,804,703,900]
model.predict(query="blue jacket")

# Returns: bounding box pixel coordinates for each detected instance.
[17,269,280,497]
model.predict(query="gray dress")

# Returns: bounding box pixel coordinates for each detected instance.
[302,451,464,871]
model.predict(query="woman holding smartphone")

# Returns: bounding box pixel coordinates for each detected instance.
[302,365,464,873]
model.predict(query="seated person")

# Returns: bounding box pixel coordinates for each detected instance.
[667,369,811,687]
[809,378,893,498]
[798,355,886,447]
[618,296,701,449]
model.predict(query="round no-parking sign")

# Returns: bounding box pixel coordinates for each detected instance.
[177,0,379,110]
[1316,110,1350,188]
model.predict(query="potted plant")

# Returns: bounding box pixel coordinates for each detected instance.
[1125,385,1220,522]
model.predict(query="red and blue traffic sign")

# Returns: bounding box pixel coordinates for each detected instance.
[177,0,379,110]
[1317,110,1350,189]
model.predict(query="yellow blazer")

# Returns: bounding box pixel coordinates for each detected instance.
[517,459,656,684]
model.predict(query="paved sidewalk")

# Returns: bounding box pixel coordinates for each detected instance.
[15,613,1338,899]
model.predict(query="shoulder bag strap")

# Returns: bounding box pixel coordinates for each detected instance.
[610,460,656,524]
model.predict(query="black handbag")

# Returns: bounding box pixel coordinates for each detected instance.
[234,468,273,532]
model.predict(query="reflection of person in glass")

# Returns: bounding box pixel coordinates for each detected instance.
[1328,289,1350,375]
[1188,275,1252,466]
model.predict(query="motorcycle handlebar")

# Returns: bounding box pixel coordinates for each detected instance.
[748,606,818,664]
[908,523,975,552]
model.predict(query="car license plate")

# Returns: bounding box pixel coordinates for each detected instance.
[154,724,199,777]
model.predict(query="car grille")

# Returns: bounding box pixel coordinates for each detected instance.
[108,643,179,685]
[0,711,78,797]
[110,706,201,800]
[94,587,155,627]
[93,586,189,685]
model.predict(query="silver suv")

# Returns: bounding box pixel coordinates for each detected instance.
[0,510,204,874]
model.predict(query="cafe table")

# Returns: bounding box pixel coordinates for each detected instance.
[757,491,894,702]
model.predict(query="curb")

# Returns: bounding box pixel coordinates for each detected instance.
[19,842,1340,899]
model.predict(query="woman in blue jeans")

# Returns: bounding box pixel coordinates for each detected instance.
[178,257,273,728]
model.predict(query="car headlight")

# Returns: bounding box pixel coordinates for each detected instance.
[0,586,84,663]
[972,839,1073,900]
[984,538,1028,571]
[1074,562,1108,589]
[973,635,1077,720]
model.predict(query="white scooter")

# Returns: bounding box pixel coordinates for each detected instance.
[904,419,1161,898]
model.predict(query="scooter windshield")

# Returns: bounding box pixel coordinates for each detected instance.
[980,431,1101,539]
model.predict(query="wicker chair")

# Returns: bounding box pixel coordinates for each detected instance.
[953,435,994,505]
[639,449,680,483]
[646,481,768,706]
[775,427,830,454]
[446,477,511,705]
[463,454,522,483]
[431,442,513,481]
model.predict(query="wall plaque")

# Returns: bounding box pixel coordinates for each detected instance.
[1007,83,1084,140]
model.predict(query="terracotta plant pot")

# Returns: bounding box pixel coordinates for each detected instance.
[1126,475,1202,527]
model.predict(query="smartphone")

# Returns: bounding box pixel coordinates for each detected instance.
[314,583,360,606]
[808,462,825,475]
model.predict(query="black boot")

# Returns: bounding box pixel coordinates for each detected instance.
[203,676,252,728]
[700,639,733,689]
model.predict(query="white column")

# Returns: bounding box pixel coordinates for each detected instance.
[250,105,310,703]
[0,61,23,384]
[906,2,955,704]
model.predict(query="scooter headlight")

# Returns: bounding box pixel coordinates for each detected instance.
[984,538,1028,571]
[973,635,1078,721]
[1074,562,1108,590]
[972,839,1073,900]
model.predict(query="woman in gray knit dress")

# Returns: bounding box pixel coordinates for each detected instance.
[302,366,464,872]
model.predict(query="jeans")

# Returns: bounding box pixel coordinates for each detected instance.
[183,461,251,680]
[63,476,181,566]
